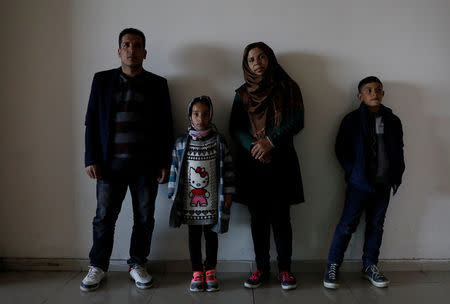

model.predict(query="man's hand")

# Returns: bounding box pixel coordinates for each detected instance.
[251,137,274,161]
[157,168,169,184]
[85,164,102,179]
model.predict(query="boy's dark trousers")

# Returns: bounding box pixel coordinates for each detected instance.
[89,169,158,271]
[248,201,292,273]
[327,184,390,267]
[188,224,218,271]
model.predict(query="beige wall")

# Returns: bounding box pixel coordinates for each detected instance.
[0,0,449,262]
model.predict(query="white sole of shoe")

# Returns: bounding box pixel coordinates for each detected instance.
[80,283,99,292]
[363,274,390,288]
[323,281,340,289]
[135,282,153,289]
[244,282,261,288]
[130,277,153,289]
[281,284,297,290]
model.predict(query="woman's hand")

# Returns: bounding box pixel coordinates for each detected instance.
[251,137,274,160]
[259,153,272,164]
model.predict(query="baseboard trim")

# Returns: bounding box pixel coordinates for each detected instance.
[1,258,449,272]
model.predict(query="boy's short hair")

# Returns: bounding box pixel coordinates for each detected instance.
[119,28,146,48]
[358,76,383,93]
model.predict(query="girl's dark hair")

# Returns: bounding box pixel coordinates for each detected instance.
[188,95,213,117]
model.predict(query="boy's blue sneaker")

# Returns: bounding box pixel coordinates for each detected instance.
[244,270,269,288]
[323,263,340,289]
[278,271,297,290]
[362,265,390,288]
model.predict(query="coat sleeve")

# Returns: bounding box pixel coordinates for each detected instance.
[229,93,254,151]
[84,74,102,167]
[221,137,236,195]
[265,104,304,146]
[266,84,304,146]
[167,142,179,198]
[392,116,405,194]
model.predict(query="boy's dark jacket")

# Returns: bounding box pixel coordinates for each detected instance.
[84,68,173,171]
[336,103,405,193]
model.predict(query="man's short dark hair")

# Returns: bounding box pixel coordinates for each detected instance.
[119,28,146,48]
[358,76,383,93]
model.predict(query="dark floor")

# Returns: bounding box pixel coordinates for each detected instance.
[1,270,449,303]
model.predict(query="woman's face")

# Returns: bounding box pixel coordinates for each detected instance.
[247,47,268,76]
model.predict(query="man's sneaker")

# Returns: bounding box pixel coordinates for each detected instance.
[80,266,105,292]
[362,265,390,288]
[190,271,205,292]
[129,264,153,289]
[244,270,268,288]
[278,271,297,290]
[323,263,340,289]
[205,269,219,292]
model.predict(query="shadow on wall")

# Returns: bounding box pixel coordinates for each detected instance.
[168,43,240,133]
[0,0,77,257]
[323,82,429,261]
[149,43,244,258]
[380,82,439,259]
[256,52,350,259]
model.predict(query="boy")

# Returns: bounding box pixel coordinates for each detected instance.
[323,76,405,289]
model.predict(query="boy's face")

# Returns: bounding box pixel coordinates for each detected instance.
[358,82,384,109]
[191,102,211,131]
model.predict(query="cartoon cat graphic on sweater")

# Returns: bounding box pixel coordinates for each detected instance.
[189,167,210,207]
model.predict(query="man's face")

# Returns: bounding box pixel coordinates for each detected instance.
[118,34,147,69]
[358,82,384,108]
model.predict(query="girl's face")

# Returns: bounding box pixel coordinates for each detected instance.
[247,47,268,76]
[191,102,211,131]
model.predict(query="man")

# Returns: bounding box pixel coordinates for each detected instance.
[81,28,173,292]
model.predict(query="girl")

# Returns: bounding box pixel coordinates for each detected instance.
[168,96,234,292]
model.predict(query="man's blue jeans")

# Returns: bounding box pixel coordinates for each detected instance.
[89,175,157,271]
[327,184,390,267]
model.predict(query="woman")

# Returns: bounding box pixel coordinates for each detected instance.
[229,42,305,290]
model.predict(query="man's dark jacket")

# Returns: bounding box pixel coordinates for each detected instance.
[335,103,405,193]
[84,68,173,172]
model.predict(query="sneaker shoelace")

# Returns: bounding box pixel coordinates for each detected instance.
[328,264,338,280]
[279,271,295,282]
[367,265,385,280]
[249,270,262,280]
[130,265,147,278]
[192,271,204,282]
[206,270,217,281]
[86,266,102,280]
